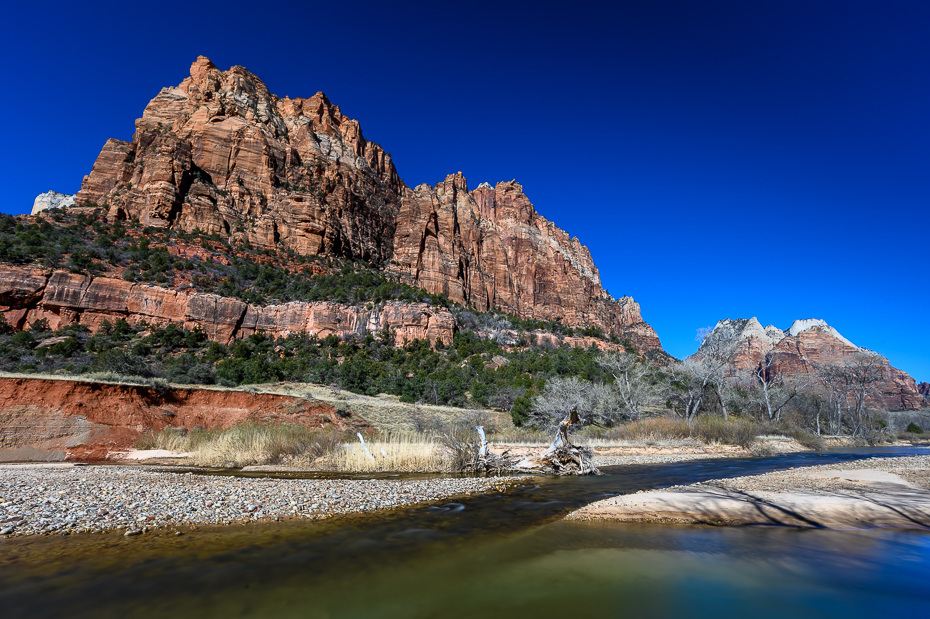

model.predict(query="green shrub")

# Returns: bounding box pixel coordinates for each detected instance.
[907,422,923,434]
[46,337,83,356]
[510,392,532,426]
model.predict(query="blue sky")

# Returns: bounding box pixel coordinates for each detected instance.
[2,1,927,381]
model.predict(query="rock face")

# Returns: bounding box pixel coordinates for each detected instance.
[0,265,455,346]
[919,382,930,400]
[31,191,75,215]
[390,173,660,351]
[77,56,403,263]
[696,318,923,411]
[72,56,663,353]
[0,376,364,462]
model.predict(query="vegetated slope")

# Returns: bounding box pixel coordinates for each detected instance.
[72,56,660,350]
[696,317,922,411]
[0,207,669,421]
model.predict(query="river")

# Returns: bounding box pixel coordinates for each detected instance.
[2,447,928,618]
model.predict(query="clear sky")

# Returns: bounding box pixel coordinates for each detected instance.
[2,1,927,381]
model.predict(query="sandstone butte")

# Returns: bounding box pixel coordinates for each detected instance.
[70,56,662,354]
[695,318,923,411]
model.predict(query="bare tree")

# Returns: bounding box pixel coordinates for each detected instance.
[716,372,751,421]
[532,376,630,428]
[843,353,886,436]
[815,352,886,436]
[597,353,657,420]
[750,355,801,422]
[486,386,527,413]
[791,389,830,436]
[664,328,737,423]
[664,358,722,422]
[816,363,849,434]
[479,313,514,345]
[532,376,593,428]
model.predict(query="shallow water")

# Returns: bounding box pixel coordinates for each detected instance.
[2,448,928,618]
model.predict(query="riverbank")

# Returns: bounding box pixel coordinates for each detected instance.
[567,454,930,529]
[0,464,521,537]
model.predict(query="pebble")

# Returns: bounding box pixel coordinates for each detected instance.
[0,466,521,537]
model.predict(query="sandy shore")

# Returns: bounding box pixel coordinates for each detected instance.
[0,465,520,537]
[568,455,930,529]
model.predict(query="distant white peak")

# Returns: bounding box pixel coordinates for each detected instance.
[763,325,785,340]
[700,317,784,351]
[32,191,75,215]
[475,182,493,190]
[787,319,857,348]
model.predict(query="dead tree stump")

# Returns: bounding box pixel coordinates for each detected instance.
[515,407,600,475]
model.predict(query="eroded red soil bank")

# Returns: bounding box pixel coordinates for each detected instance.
[0,376,366,462]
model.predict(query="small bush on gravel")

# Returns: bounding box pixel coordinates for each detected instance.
[596,417,691,443]
[691,416,757,448]
[789,428,825,450]
[906,422,923,434]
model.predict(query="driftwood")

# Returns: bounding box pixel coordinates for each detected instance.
[356,432,374,460]
[513,407,600,476]
[443,410,599,476]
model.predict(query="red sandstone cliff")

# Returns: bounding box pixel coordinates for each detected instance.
[71,57,663,353]
[390,173,660,351]
[0,265,455,346]
[696,318,923,411]
[77,56,402,263]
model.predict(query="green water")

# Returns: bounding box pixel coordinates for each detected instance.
[2,448,928,618]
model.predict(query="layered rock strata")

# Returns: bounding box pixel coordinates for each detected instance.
[390,173,661,351]
[76,56,402,263]
[696,318,922,411]
[0,376,362,462]
[0,265,455,346]
[71,56,663,353]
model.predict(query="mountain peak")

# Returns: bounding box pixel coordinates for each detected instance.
[786,319,856,348]
[68,56,664,353]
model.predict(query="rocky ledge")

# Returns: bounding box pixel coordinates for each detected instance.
[0,264,455,345]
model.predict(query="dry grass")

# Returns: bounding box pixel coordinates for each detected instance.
[137,424,456,471]
[263,382,513,435]
[137,423,345,467]
[330,433,445,472]
[495,416,764,449]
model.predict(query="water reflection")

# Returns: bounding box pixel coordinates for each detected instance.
[2,447,928,618]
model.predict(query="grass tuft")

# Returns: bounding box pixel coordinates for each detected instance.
[137,423,346,467]
[331,433,445,472]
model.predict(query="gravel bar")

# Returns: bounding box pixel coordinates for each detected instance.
[0,466,520,537]
[593,453,741,466]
